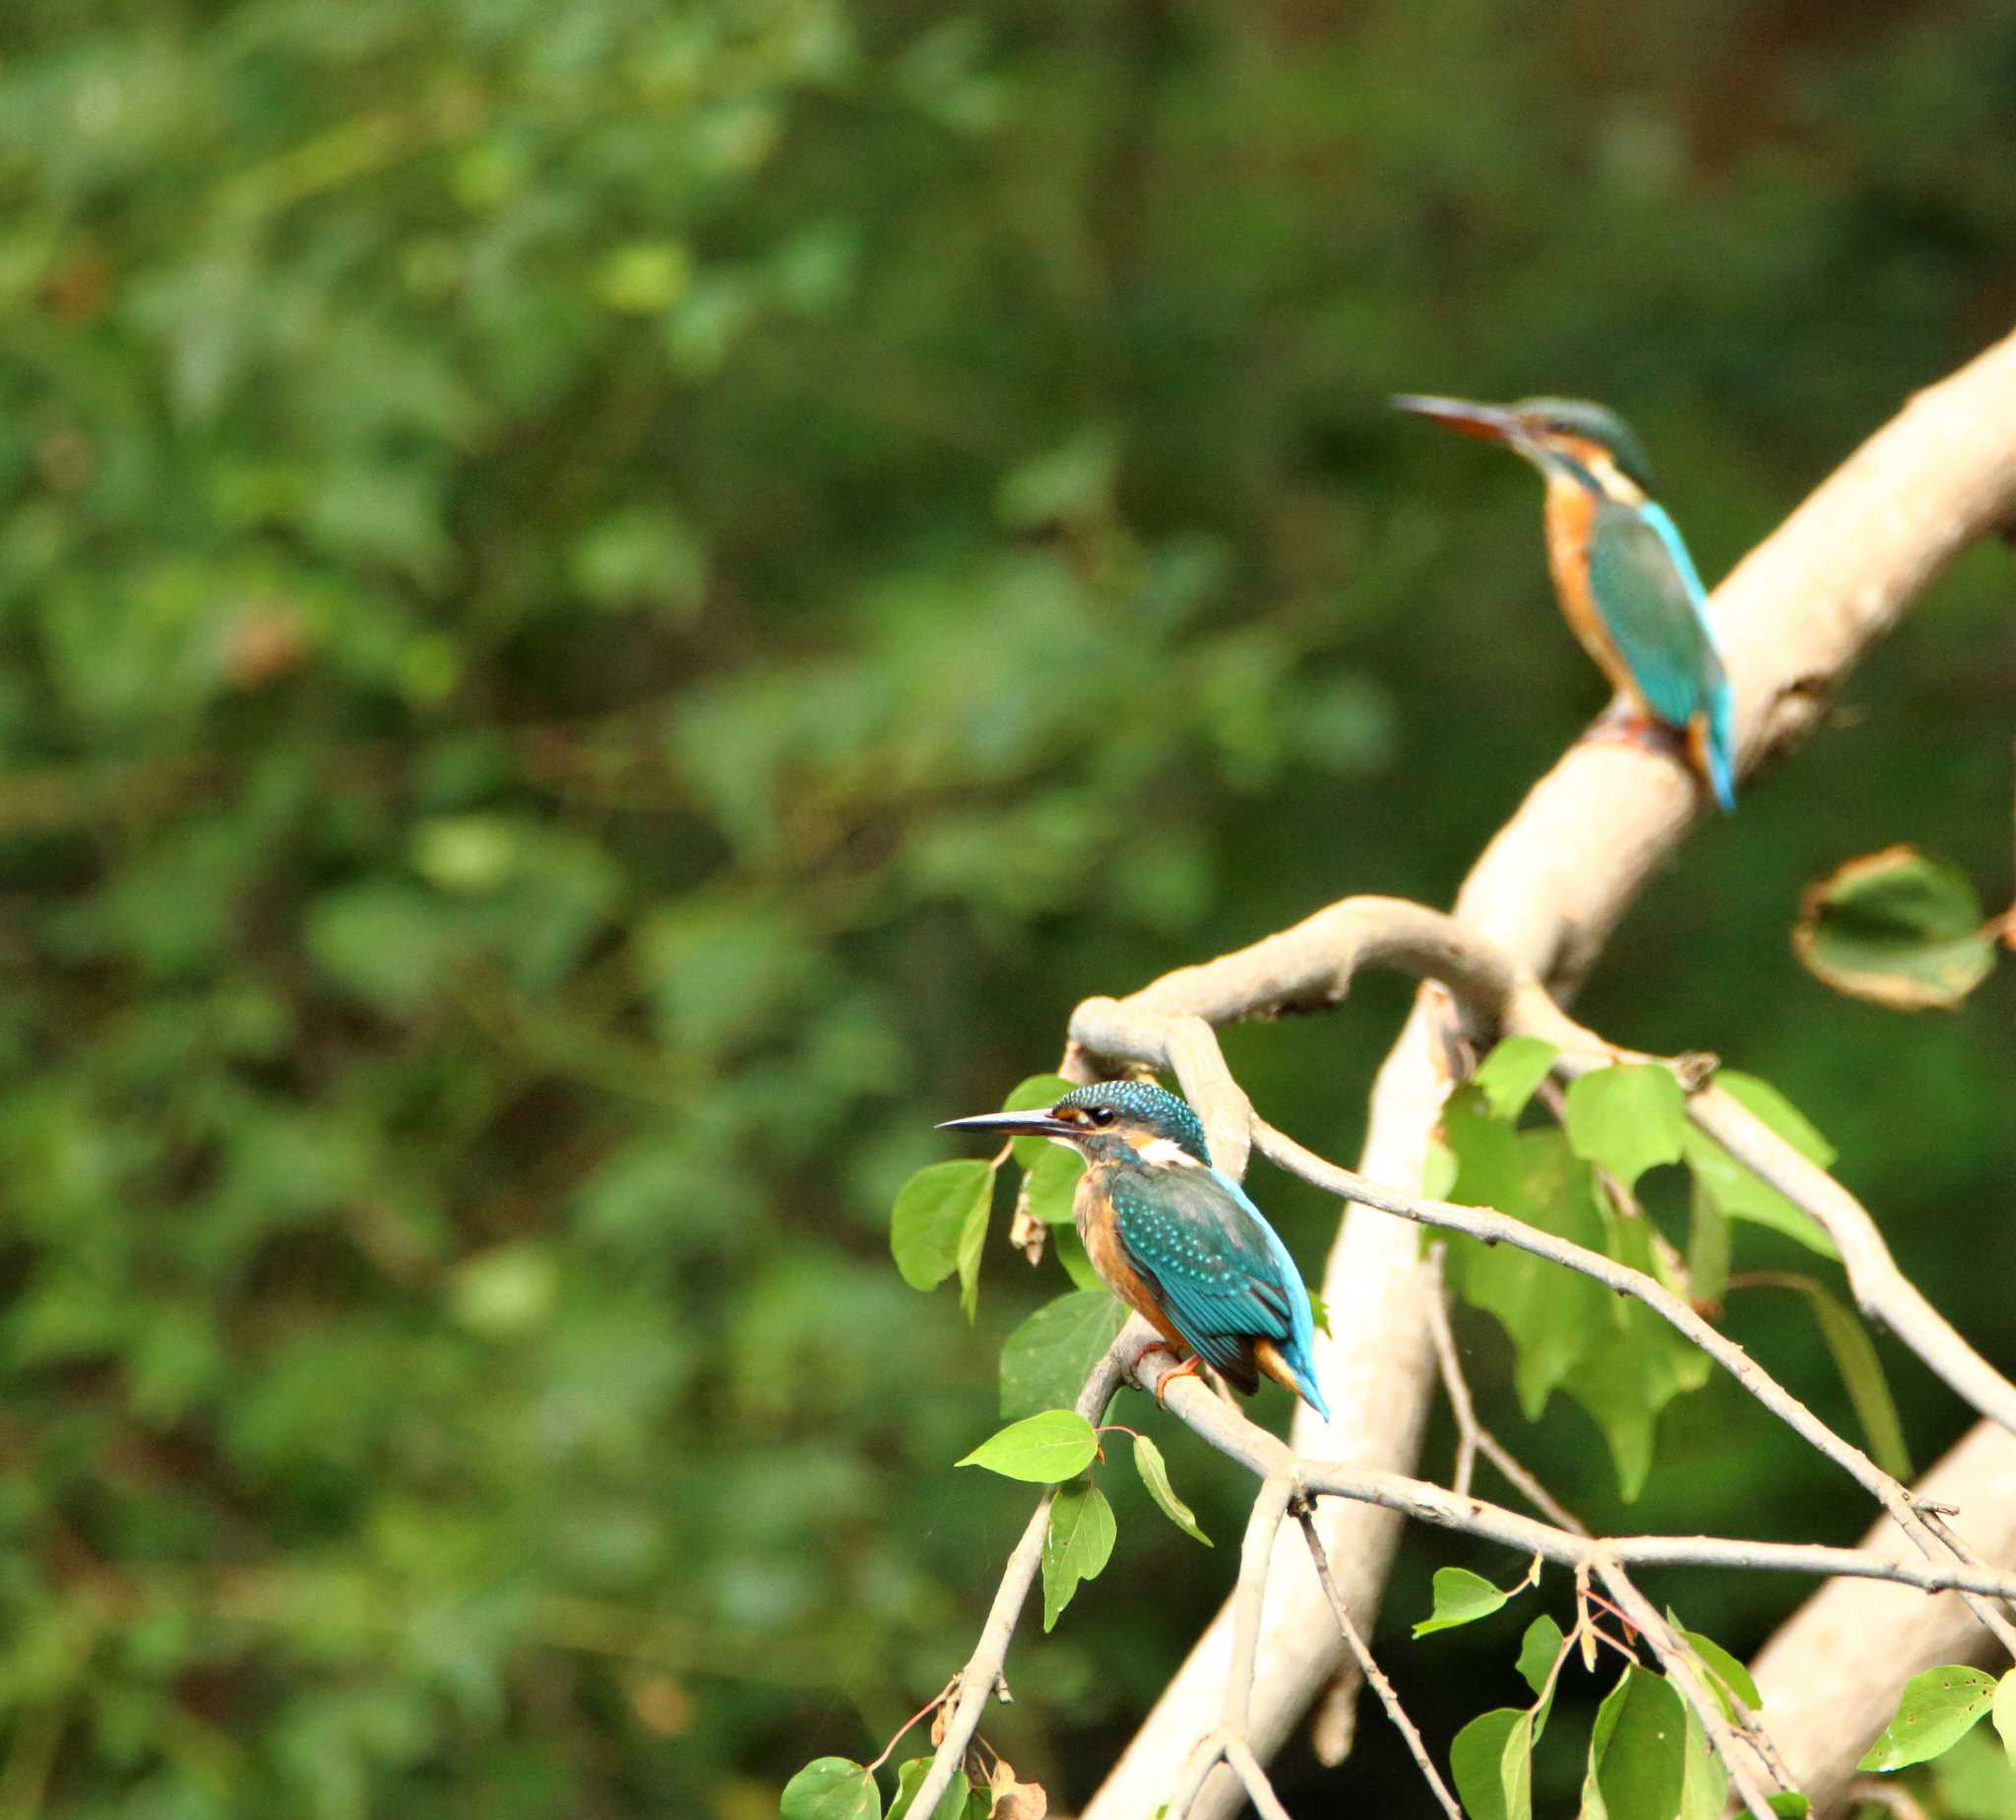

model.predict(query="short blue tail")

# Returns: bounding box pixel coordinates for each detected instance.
[1292,1356,1333,1422]
[1704,681,1736,813]
[1283,1334,1332,1422]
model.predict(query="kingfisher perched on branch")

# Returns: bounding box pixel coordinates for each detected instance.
[1393,393,1736,811]
[938,1080,1331,1420]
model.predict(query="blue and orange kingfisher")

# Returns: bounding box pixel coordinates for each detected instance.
[1393,394,1736,811]
[939,1081,1331,1420]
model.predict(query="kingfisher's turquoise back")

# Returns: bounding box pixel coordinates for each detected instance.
[1105,1162,1330,1419]
[1586,499,1736,809]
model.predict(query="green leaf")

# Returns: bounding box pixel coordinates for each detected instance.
[1498,1711,1535,1820]
[1414,1565,1513,1637]
[1685,1180,1732,1306]
[955,1177,990,1322]
[999,1290,1128,1419]
[783,1757,882,1820]
[1994,1668,2016,1772]
[1473,1037,1559,1120]
[1799,1283,1912,1480]
[1563,1065,1688,1189]
[956,1411,1100,1482]
[1002,1073,1077,1171]
[1450,1709,1533,1820]
[1717,1072,1837,1170]
[594,239,694,314]
[1516,1615,1565,1702]
[1931,1724,2016,1816]
[1766,1796,1809,1818]
[1420,1136,1458,1201]
[891,1161,994,1292]
[1794,845,1998,1011]
[1040,1481,1116,1630]
[1561,1201,1713,1499]
[1581,1665,1685,1820]
[1666,1610,1761,1718]
[304,882,465,1016]
[996,427,1118,531]
[1050,1224,1106,1291]
[888,1757,969,1820]
[1441,1094,1709,1495]
[1439,1100,1609,1417]
[1677,1699,1730,1820]
[1132,1434,1211,1546]
[1023,1144,1084,1224]
[1859,1665,1998,1771]
[1003,1073,1077,1111]
[1680,1128,1837,1259]
[570,505,706,615]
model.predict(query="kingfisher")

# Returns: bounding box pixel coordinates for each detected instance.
[938,1080,1331,1419]
[1393,393,1736,811]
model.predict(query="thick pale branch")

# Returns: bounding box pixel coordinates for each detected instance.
[1752,1421,2016,1818]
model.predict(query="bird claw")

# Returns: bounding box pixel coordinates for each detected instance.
[1153,1354,1203,1401]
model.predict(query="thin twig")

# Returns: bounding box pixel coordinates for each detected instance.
[1424,1245,1588,1535]
[904,1325,1150,1820]
[1293,1503,1463,1820]
[1592,1563,1782,1820]
[1224,1738,1293,1820]
[1844,1777,1932,1820]
[1165,1479,1298,1820]
[1425,1244,1480,1499]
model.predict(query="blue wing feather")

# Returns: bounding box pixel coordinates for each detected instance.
[1108,1166,1330,1418]
[1586,500,1736,809]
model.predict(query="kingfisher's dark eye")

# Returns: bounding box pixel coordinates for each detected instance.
[1090,1105,1116,1126]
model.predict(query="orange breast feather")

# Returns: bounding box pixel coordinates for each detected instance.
[1075,1168,1186,1349]
[1544,483,1640,706]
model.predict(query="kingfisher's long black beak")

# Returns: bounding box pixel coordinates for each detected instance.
[937,1109,1077,1140]
[1391,394,1529,448]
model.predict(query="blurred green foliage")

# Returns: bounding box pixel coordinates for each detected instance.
[0,0,2012,1815]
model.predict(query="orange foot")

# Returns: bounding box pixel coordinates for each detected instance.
[1154,1354,1203,1401]
[1585,705,1683,759]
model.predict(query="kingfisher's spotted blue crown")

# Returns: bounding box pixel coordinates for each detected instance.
[1054,1080,1210,1163]
[1507,397,1656,491]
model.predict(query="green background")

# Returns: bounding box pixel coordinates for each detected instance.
[1,1,2012,1814]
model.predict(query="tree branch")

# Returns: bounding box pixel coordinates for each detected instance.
[1074,322,2016,1818]
[1424,1242,1589,1534]
[1292,1502,1464,1820]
